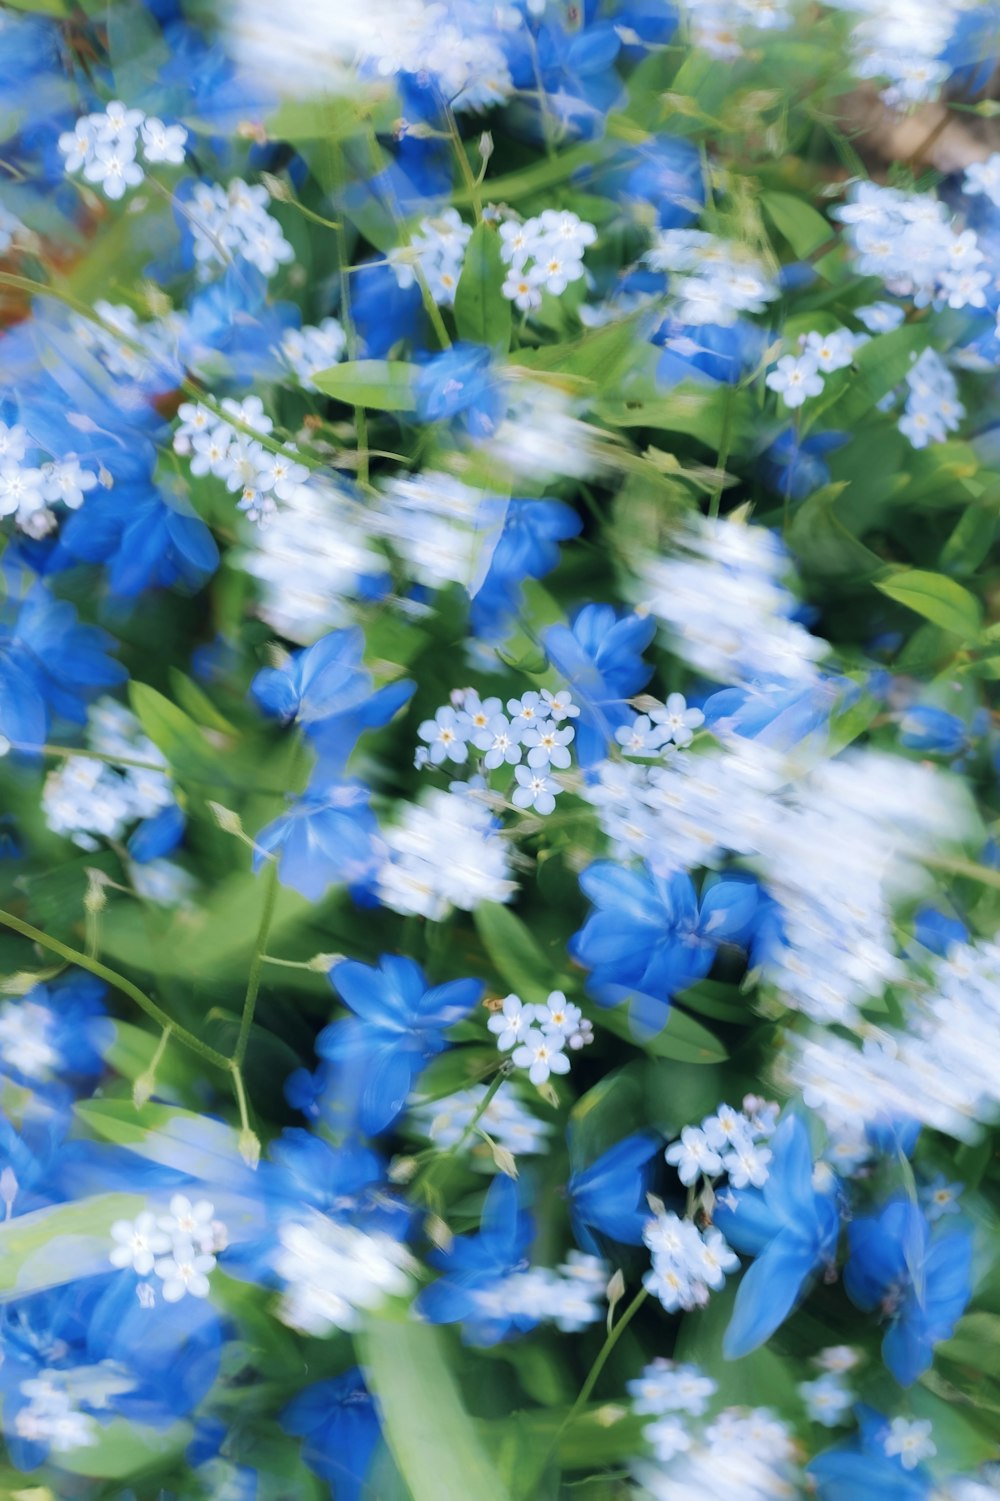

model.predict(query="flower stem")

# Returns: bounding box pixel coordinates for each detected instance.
[235,856,279,1067]
[564,1285,649,1427]
[0,906,230,1071]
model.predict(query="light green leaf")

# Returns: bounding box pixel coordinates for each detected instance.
[128,681,224,780]
[311,359,416,411]
[0,1193,144,1298]
[518,315,642,385]
[455,222,512,352]
[360,1316,513,1501]
[59,1418,190,1479]
[875,568,983,640]
[762,191,831,257]
[823,324,929,426]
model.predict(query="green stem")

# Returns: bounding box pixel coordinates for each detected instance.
[235,857,279,1067]
[568,1286,648,1420]
[925,853,1000,893]
[0,906,230,1071]
[414,266,454,350]
[444,106,483,220]
[231,1060,252,1134]
[412,1063,510,1201]
[328,151,370,488]
[708,385,735,520]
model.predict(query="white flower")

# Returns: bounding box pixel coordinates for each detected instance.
[803,328,857,373]
[157,1193,218,1253]
[275,1215,415,1335]
[109,1211,171,1276]
[82,139,144,200]
[512,1027,570,1085]
[665,1126,723,1186]
[42,460,98,510]
[140,117,188,164]
[651,692,704,748]
[512,764,561,815]
[722,1141,772,1189]
[765,352,824,408]
[153,1245,217,1302]
[534,991,583,1040]
[522,720,574,769]
[884,1417,936,1471]
[487,993,536,1051]
[799,1374,853,1426]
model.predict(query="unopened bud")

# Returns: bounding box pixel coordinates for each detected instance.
[478,131,494,162]
[98,464,114,489]
[239,1128,261,1170]
[538,1081,559,1108]
[132,1071,155,1109]
[426,1213,453,1253]
[207,802,244,836]
[308,952,343,972]
[594,1404,627,1427]
[388,1155,419,1184]
[260,171,291,202]
[0,1166,18,1211]
[606,1268,625,1309]
[84,869,108,914]
[492,1144,518,1179]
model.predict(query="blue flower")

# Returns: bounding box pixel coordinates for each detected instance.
[413,344,504,438]
[912,907,969,955]
[808,1406,934,1501]
[543,603,655,765]
[252,627,410,734]
[569,862,759,1035]
[317,956,483,1135]
[127,802,186,864]
[0,972,112,1094]
[568,1132,660,1253]
[702,676,853,749]
[761,427,850,500]
[253,781,382,903]
[714,1114,840,1359]
[898,705,969,757]
[844,1198,972,1386]
[416,1173,535,1345]
[282,1368,384,1501]
[654,318,766,387]
[470,498,581,642]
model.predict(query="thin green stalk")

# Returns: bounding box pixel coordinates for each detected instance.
[0,906,230,1071]
[444,105,483,220]
[414,266,454,350]
[925,853,1000,893]
[235,856,279,1067]
[328,149,370,487]
[563,1285,649,1426]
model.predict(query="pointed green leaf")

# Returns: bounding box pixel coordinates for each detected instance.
[311,359,416,411]
[455,222,512,351]
[875,568,982,640]
[762,191,832,257]
[474,902,560,1005]
[361,1316,513,1501]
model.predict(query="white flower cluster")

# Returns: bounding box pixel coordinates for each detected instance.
[898,347,964,450]
[70,299,182,391]
[173,396,307,527]
[59,101,187,200]
[409,1082,552,1158]
[239,476,381,641]
[665,1099,776,1191]
[109,1195,226,1304]
[376,786,517,921]
[14,1374,98,1454]
[0,420,99,538]
[642,1208,739,1314]
[42,699,175,850]
[683,0,794,60]
[273,1214,415,1336]
[616,694,704,757]
[644,230,779,326]
[827,0,963,108]
[417,687,578,817]
[486,377,601,483]
[798,1346,860,1427]
[631,1400,801,1501]
[488,991,594,1085]
[473,1251,607,1333]
[498,211,596,312]
[788,931,1000,1146]
[187,178,294,278]
[0,1000,60,1082]
[638,515,827,688]
[837,182,989,313]
[370,472,501,592]
[388,208,473,306]
[765,326,864,411]
[280,317,347,388]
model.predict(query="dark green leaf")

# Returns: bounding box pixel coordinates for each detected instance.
[473,903,561,1005]
[762,191,831,256]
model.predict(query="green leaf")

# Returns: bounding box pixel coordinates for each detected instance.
[473,903,560,1005]
[875,568,983,640]
[820,324,929,427]
[762,191,831,257]
[360,1316,513,1501]
[598,1004,727,1063]
[168,668,237,733]
[311,359,416,411]
[60,1418,190,1479]
[517,315,642,385]
[940,498,1000,577]
[1,0,68,13]
[128,681,224,780]
[455,222,512,352]
[787,482,884,580]
[0,1193,144,1298]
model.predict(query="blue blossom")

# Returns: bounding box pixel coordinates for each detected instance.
[469,498,581,642]
[898,705,969,756]
[844,1198,972,1386]
[253,782,382,903]
[808,1406,934,1501]
[282,1369,385,1501]
[713,1114,841,1359]
[543,603,655,765]
[317,956,483,1135]
[761,428,850,500]
[568,1132,660,1253]
[413,344,504,438]
[416,1173,536,1345]
[569,862,759,1035]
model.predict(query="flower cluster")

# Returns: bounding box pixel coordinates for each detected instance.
[498,210,596,311]
[110,1195,226,1304]
[388,208,473,305]
[59,101,186,199]
[488,990,594,1084]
